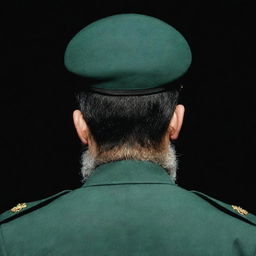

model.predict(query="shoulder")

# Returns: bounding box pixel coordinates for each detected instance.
[0,190,71,225]
[190,190,256,226]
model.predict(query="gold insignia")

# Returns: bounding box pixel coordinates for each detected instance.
[10,203,27,213]
[232,205,248,216]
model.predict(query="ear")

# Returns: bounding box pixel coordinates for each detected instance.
[73,110,90,145]
[169,104,185,140]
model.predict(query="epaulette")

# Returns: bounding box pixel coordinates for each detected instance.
[191,190,256,226]
[0,190,71,224]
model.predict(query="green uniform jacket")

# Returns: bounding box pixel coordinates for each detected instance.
[1,160,256,256]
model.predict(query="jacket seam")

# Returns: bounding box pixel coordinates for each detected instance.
[0,226,8,256]
[83,182,175,188]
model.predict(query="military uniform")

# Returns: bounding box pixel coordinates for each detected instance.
[2,13,255,255]
[1,161,255,255]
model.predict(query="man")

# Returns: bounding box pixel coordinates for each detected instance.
[0,13,255,256]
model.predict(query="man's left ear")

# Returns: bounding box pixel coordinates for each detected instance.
[73,110,90,145]
[169,104,185,140]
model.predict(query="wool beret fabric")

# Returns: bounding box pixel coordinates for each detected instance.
[64,14,192,95]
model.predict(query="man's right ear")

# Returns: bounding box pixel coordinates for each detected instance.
[73,110,89,145]
[168,104,185,140]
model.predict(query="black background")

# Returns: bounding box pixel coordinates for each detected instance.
[1,0,255,214]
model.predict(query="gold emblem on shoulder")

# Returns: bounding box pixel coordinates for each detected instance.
[232,205,248,216]
[10,203,27,213]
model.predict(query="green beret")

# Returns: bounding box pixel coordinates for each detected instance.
[64,14,192,95]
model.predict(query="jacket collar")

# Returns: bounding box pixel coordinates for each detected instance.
[82,160,176,187]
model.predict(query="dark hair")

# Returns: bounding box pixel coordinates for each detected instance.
[77,90,179,153]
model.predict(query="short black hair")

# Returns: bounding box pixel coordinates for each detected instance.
[77,90,179,153]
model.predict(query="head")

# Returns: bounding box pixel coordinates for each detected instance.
[66,14,191,182]
[73,89,185,182]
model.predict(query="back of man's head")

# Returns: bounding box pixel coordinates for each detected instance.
[66,14,191,181]
[78,90,179,153]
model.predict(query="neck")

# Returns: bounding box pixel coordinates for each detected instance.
[80,144,178,183]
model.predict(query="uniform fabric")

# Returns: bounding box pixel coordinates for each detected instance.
[1,160,256,256]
